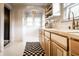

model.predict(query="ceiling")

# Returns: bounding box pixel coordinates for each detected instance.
[24,3,50,7]
[11,3,51,16]
[11,3,50,7]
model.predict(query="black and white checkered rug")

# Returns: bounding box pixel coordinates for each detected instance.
[23,42,45,56]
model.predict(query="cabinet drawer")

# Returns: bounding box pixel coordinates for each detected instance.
[70,38,79,56]
[51,33,67,49]
[45,31,50,38]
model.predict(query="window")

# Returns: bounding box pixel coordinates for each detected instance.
[64,3,79,21]
[34,17,41,27]
[70,4,79,19]
[26,16,33,26]
[64,3,72,21]
[26,16,41,27]
[53,3,60,16]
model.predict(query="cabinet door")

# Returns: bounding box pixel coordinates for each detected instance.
[45,37,50,56]
[52,42,67,56]
[41,35,45,50]
[69,38,79,56]
[39,32,42,46]
[50,41,53,56]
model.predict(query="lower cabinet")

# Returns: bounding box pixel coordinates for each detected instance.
[50,41,67,56]
[40,30,67,56]
[39,31,42,47]
[39,30,45,50]
[40,30,79,56]
[41,35,45,50]
[45,37,50,56]
[69,38,79,56]
[51,42,67,56]
[50,41,53,56]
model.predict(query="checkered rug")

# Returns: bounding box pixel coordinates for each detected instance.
[23,42,45,56]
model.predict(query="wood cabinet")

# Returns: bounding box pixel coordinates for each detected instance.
[39,30,42,46]
[41,35,45,50]
[39,30,45,50]
[45,36,50,56]
[50,41,54,56]
[51,33,67,48]
[39,30,51,56]
[40,29,79,56]
[39,30,68,56]
[50,41,67,56]
[69,38,79,56]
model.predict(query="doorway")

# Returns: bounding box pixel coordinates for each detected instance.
[4,7,10,46]
[23,16,41,42]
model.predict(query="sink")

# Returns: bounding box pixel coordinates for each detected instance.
[68,31,79,36]
[66,30,79,36]
[54,29,79,32]
[59,29,79,33]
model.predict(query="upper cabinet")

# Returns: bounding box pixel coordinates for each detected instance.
[45,3,61,20]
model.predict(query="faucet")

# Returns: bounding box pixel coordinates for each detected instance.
[72,12,75,29]
[68,10,75,29]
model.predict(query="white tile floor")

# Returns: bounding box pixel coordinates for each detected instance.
[3,26,40,56]
[4,40,26,56]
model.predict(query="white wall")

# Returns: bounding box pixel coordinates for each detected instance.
[51,3,78,30]
[0,3,26,55]
[0,3,4,54]
[50,3,73,30]
[12,5,26,42]
[49,3,64,29]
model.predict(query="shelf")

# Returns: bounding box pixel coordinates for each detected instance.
[46,15,53,20]
[45,4,53,19]
[46,10,52,15]
[46,5,52,12]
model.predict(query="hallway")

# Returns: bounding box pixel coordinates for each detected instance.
[4,4,42,55]
[4,26,40,56]
[4,26,42,56]
[4,18,41,56]
[23,24,40,42]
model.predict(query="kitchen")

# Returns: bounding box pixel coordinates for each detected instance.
[0,3,79,56]
[40,3,79,56]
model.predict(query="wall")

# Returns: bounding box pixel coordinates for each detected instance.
[0,3,4,54]
[12,5,26,42]
[51,3,78,30]
[0,3,14,55]
[5,4,26,42]
[49,3,64,29]
[57,21,72,30]
[50,3,73,30]
[0,3,26,55]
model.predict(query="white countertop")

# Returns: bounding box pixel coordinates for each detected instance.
[42,28,79,39]
[42,28,79,33]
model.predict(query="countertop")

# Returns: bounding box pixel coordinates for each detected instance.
[42,28,79,40]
